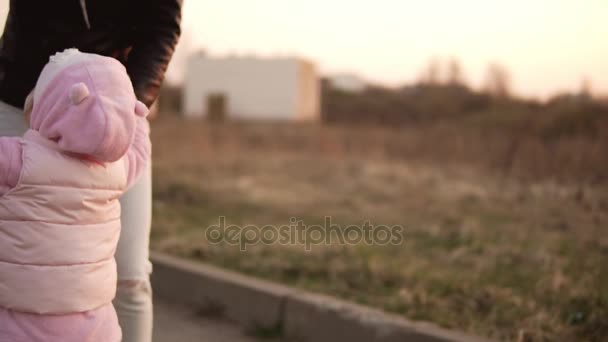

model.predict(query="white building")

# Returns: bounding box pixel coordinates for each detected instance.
[328,73,367,93]
[184,55,320,120]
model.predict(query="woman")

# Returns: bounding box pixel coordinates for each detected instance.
[0,1,182,341]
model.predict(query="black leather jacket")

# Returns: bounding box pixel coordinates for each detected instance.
[0,0,182,108]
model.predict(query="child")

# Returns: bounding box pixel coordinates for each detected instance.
[0,49,151,341]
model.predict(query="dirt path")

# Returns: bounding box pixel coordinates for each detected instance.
[153,297,258,342]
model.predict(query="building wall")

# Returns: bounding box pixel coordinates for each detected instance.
[296,60,321,121]
[184,57,301,120]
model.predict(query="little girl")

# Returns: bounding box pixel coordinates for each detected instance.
[0,49,151,341]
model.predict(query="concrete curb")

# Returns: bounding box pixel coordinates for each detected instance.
[151,252,494,342]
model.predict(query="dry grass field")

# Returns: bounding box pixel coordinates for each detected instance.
[150,116,607,341]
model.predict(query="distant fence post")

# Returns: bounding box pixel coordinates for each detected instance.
[207,93,227,122]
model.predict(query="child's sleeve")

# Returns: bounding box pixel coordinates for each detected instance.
[0,137,23,196]
[124,116,152,188]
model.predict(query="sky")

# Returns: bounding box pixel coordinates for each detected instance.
[1,0,606,99]
[172,0,607,99]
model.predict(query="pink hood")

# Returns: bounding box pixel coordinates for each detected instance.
[30,50,148,162]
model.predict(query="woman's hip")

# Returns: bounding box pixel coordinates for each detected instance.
[0,100,26,137]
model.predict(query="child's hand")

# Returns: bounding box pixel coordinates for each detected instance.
[24,90,34,124]
[135,100,150,118]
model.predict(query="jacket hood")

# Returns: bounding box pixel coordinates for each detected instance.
[30,49,147,162]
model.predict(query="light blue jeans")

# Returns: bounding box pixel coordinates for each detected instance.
[0,100,154,342]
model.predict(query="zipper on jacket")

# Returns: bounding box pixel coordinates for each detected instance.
[79,0,91,29]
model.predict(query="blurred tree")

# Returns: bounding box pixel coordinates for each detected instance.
[484,63,511,98]
[580,77,592,98]
[447,57,465,86]
[420,58,441,85]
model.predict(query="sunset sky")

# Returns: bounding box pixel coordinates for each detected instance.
[1,0,606,99]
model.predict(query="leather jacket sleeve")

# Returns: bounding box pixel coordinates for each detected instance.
[126,0,182,107]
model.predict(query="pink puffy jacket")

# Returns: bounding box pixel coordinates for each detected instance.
[0,50,151,341]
